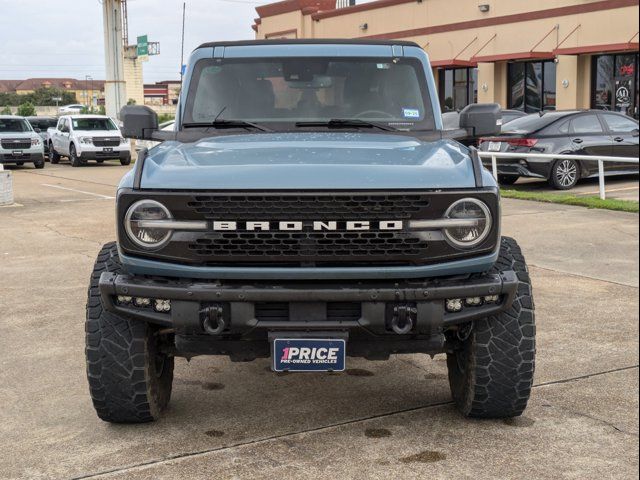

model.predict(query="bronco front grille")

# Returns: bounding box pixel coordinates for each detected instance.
[186,194,430,220]
[187,231,427,261]
[1,138,31,150]
[117,190,500,268]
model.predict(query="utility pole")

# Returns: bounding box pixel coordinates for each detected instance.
[102,0,127,119]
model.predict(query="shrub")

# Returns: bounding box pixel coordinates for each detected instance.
[16,102,36,117]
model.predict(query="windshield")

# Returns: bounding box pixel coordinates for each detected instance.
[184,57,435,131]
[0,118,31,133]
[27,118,58,130]
[71,117,118,131]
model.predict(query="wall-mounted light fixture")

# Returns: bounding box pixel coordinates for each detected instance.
[482,83,489,92]
[359,23,368,31]
[478,4,490,13]
[562,79,570,88]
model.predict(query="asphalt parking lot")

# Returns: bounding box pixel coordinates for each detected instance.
[0,163,638,480]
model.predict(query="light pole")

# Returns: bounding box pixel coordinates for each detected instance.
[86,75,93,110]
[85,75,93,110]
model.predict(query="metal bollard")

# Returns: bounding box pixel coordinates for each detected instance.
[0,167,14,206]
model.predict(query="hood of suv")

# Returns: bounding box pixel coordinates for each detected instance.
[131,132,480,190]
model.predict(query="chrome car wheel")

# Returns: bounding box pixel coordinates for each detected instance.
[557,159,577,187]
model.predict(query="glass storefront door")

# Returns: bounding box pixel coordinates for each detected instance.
[593,53,639,119]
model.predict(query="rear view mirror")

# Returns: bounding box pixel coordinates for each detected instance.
[459,103,502,137]
[120,105,158,140]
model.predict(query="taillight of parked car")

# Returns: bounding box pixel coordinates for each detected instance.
[505,138,538,148]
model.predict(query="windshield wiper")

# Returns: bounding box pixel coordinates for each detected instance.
[182,119,272,132]
[295,118,397,131]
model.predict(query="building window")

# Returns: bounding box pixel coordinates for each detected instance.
[592,53,639,119]
[438,67,477,112]
[508,60,556,112]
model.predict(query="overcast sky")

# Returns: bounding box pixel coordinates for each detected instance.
[0,0,268,83]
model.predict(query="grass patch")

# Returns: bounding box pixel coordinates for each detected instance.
[501,189,639,213]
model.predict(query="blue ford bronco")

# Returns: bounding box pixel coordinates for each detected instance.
[86,40,535,423]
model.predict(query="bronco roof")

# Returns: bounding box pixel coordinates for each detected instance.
[197,39,420,49]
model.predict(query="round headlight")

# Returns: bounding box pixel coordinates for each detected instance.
[125,200,172,248]
[443,198,492,248]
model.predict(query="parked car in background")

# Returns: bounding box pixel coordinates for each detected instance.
[0,115,45,168]
[48,115,131,167]
[58,104,84,115]
[500,109,528,124]
[478,110,639,189]
[26,116,58,158]
[442,109,527,131]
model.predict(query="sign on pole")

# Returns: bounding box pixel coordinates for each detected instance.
[137,35,149,62]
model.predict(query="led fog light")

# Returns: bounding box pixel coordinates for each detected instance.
[134,297,151,307]
[154,299,171,312]
[445,298,464,313]
[484,295,500,303]
[117,295,132,304]
[465,297,482,306]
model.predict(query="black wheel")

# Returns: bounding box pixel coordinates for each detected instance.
[96,159,105,164]
[498,175,519,186]
[16,161,24,166]
[86,242,174,423]
[34,159,45,169]
[446,237,535,418]
[120,155,131,166]
[49,143,60,164]
[549,158,579,190]
[69,144,81,167]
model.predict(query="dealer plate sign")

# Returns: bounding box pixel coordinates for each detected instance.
[273,338,345,372]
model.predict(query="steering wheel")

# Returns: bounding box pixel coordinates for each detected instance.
[354,110,395,119]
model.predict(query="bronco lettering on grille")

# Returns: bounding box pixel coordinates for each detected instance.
[211,220,403,231]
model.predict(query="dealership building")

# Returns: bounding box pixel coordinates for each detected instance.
[252,0,639,118]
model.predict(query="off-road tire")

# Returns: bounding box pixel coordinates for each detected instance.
[447,237,535,418]
[69,144,82,167]
[120,155,132,166]
[498,174,519,186]
[49,143,60,164]
[85,242,174,423]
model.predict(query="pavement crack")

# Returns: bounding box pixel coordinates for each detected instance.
[71,364,640,479]
[529,263,639,289]
[42,223,102,248]
[555,406,639,438]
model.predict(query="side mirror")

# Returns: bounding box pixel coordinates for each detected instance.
[120,105,158,140]
[459,103,502,137]
[632,128,639,137]
[33,128,41,133]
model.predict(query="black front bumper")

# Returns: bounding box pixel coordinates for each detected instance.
[99,270,518,360]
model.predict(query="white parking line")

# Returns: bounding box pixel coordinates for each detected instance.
[41,183,115,199]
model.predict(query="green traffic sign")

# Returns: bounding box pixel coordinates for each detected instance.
[136,35,148,57]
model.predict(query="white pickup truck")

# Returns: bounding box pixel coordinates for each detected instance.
[48,115,131,167]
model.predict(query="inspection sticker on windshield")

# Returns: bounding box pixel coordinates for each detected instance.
[273,338,345,372]
[402,108,420,119]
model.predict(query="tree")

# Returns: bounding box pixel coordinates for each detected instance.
[16,102,36,117]
[127,98,137,105]
[0,106,12,115]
